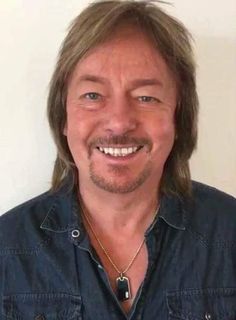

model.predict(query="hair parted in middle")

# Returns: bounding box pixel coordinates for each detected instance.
[47,0,198,197]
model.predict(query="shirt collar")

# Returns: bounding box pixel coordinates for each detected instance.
[40,183,82,233]
[158,192,188,230]
[40,181,188,233]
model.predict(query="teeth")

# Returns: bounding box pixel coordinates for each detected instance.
[98,146,139,157]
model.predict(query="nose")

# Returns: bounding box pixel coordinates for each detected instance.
[103,96,139,135]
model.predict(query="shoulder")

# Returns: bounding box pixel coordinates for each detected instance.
[0,191,54,228]
[0,191,55,254]
[191,180,236,213]
[186,181,236,245]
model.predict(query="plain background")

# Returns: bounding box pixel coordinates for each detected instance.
[1,0,236,214]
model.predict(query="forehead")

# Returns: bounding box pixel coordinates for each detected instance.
[70,25,176,88]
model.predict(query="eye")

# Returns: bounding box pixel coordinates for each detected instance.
[83,92,101,100]
[138,96,160,103]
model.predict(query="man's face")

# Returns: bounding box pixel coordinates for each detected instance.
[65,26,177,194]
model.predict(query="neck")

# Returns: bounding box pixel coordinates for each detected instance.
[78,180,160,235]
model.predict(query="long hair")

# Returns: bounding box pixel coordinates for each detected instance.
[47,0,198,197]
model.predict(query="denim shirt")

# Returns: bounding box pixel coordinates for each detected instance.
[1,181,236,320]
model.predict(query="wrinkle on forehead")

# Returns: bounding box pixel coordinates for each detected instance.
[71,25,177,97]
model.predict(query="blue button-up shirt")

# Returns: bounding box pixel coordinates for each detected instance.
[1,181,236,319]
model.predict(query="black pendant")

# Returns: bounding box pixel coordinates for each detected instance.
[116,276,131,301]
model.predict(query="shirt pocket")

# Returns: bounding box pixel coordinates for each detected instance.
[166,288,236,320]
[2,293,82,320]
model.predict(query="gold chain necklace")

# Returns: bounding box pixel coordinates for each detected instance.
[80,199,160,302]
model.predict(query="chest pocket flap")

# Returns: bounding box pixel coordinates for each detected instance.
[2,293,82,320]
[167,288,236,320]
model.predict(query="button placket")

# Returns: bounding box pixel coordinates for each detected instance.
[205,313,212,320]
[71,229,80,238]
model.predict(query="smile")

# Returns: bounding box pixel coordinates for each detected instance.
[96,146,143,157]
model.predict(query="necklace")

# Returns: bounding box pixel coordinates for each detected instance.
[80,200,160,302]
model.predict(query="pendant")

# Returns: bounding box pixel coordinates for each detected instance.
[116,275,131,301]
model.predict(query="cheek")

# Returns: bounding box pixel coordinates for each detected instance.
[148,119,175,175]
[64,109,84,154]
[149,116,175,150]
[65,109,100,151]
[65,120,90,168]
[152,133,175,174]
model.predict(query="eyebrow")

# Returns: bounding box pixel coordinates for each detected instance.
[77,75,108,84]
[77,74,163,88]
[130,78,163,89]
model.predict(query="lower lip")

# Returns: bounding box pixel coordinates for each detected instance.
[94,148,144,163]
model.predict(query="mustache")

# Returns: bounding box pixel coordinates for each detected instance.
[88,134,152,152]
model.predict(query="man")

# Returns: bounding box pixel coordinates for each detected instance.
[1,1,236,319]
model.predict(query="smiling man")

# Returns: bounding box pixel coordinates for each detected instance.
[1,1,236,319]
[65,24,177,197]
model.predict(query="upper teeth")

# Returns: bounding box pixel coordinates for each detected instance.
[98,146,139,156]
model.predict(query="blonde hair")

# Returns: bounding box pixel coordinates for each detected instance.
[47,0,198,197]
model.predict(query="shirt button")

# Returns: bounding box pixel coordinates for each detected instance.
[205,313,212,320]
[71,229,80,238]
[35,315,45,320]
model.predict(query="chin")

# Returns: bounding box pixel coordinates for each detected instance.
[90,168,151,194]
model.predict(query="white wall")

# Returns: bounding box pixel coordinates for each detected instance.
[1,0,236,214]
